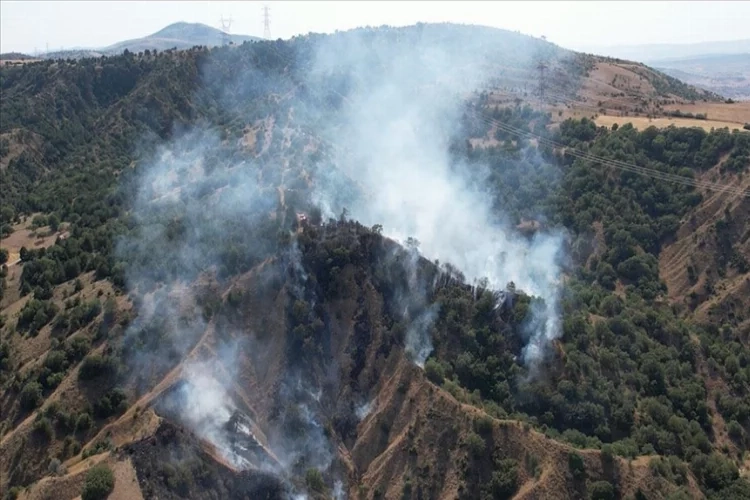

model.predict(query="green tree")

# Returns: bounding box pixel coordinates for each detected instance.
[466,431,486,457]
[483,459,519,499]
[20,381,43,410]
[0,206,14,224]
[48,213,60,231]
[568,452,586,480]
[305,468,326,493]
[81,464,115,500]
[424,358,445,384]
[589,480,615,500]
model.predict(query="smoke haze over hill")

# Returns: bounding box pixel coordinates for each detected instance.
[113,25,567,495]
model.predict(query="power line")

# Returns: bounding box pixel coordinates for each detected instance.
[474,113,750,197]
[254,39,749,198]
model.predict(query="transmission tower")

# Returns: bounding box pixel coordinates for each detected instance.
[537,61,548,101]
[219,15,233,46]
[262,5,272,40]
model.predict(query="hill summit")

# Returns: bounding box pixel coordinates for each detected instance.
[102,22,260,54]
[6,21,261,61]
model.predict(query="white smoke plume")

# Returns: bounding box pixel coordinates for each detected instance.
[117,23,568,498]
[172,363,242,466]
[333,480,346,500]
[404,305,438,367]
[306,27,565,366]
[355,399,373,421]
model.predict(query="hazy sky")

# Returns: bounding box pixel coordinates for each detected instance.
[1,1,748,55]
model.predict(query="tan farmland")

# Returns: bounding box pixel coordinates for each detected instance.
[594,115,747,132]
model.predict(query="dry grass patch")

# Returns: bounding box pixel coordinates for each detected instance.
[595,114,745,132]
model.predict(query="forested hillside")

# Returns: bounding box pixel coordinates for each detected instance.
[0,23,749,500]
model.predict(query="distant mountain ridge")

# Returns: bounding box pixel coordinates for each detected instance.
[583,38,750,63]
[0,52,35,60]
[8,22,261,60]
[652,53,750,100]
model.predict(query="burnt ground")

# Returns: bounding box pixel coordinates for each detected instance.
[121,420,289,500]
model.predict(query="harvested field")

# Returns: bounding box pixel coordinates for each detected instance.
[594,114,746,131]
[662,101,750,123]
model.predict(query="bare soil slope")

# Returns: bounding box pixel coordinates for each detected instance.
[659,161,750,326]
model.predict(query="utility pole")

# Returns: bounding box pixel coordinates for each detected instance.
[219,15,233,46]
[262,4,272,40]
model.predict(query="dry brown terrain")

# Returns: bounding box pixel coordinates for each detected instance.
[0,217,68,266]
[578,62,658,107]
[2,45,746,500]
[486,60,743,134]
[594,100,750,131]
[594,115,746,132]
[0,247,705,499]
[0,59,41,67]
[663,101,750,123]
[659,159,750,327]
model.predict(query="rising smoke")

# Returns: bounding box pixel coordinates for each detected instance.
[118,23,566,498]
[306,26,565,367]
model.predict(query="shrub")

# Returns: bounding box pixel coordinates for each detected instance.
[33,417,54,440]
[727,420,744,443]
[690,453,739,492]
[424,358,445,384]
[81,464,115,500]
[45,371,65,389]
[44,350,68,373]
[20,381,43,410]
[568,452,586,480]
[78,354,116,380]
[48,457,66,476]
[82,439,113,459]
[63,436,82,457]
[483,459,519,499]
[305,468,326,492]
[65,336,91,361]
[94,388,128,418]
[75,412,93,432]
[17,299,58,333]
[465,431,485,457]
[474,414,494,435]
[589,480,615,500]
[31,214,48,229]
[402,476,413,499]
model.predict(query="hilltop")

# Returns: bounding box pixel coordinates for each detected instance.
[100,22,260,54]
[2,22,260,62]
[1,23,749,500]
